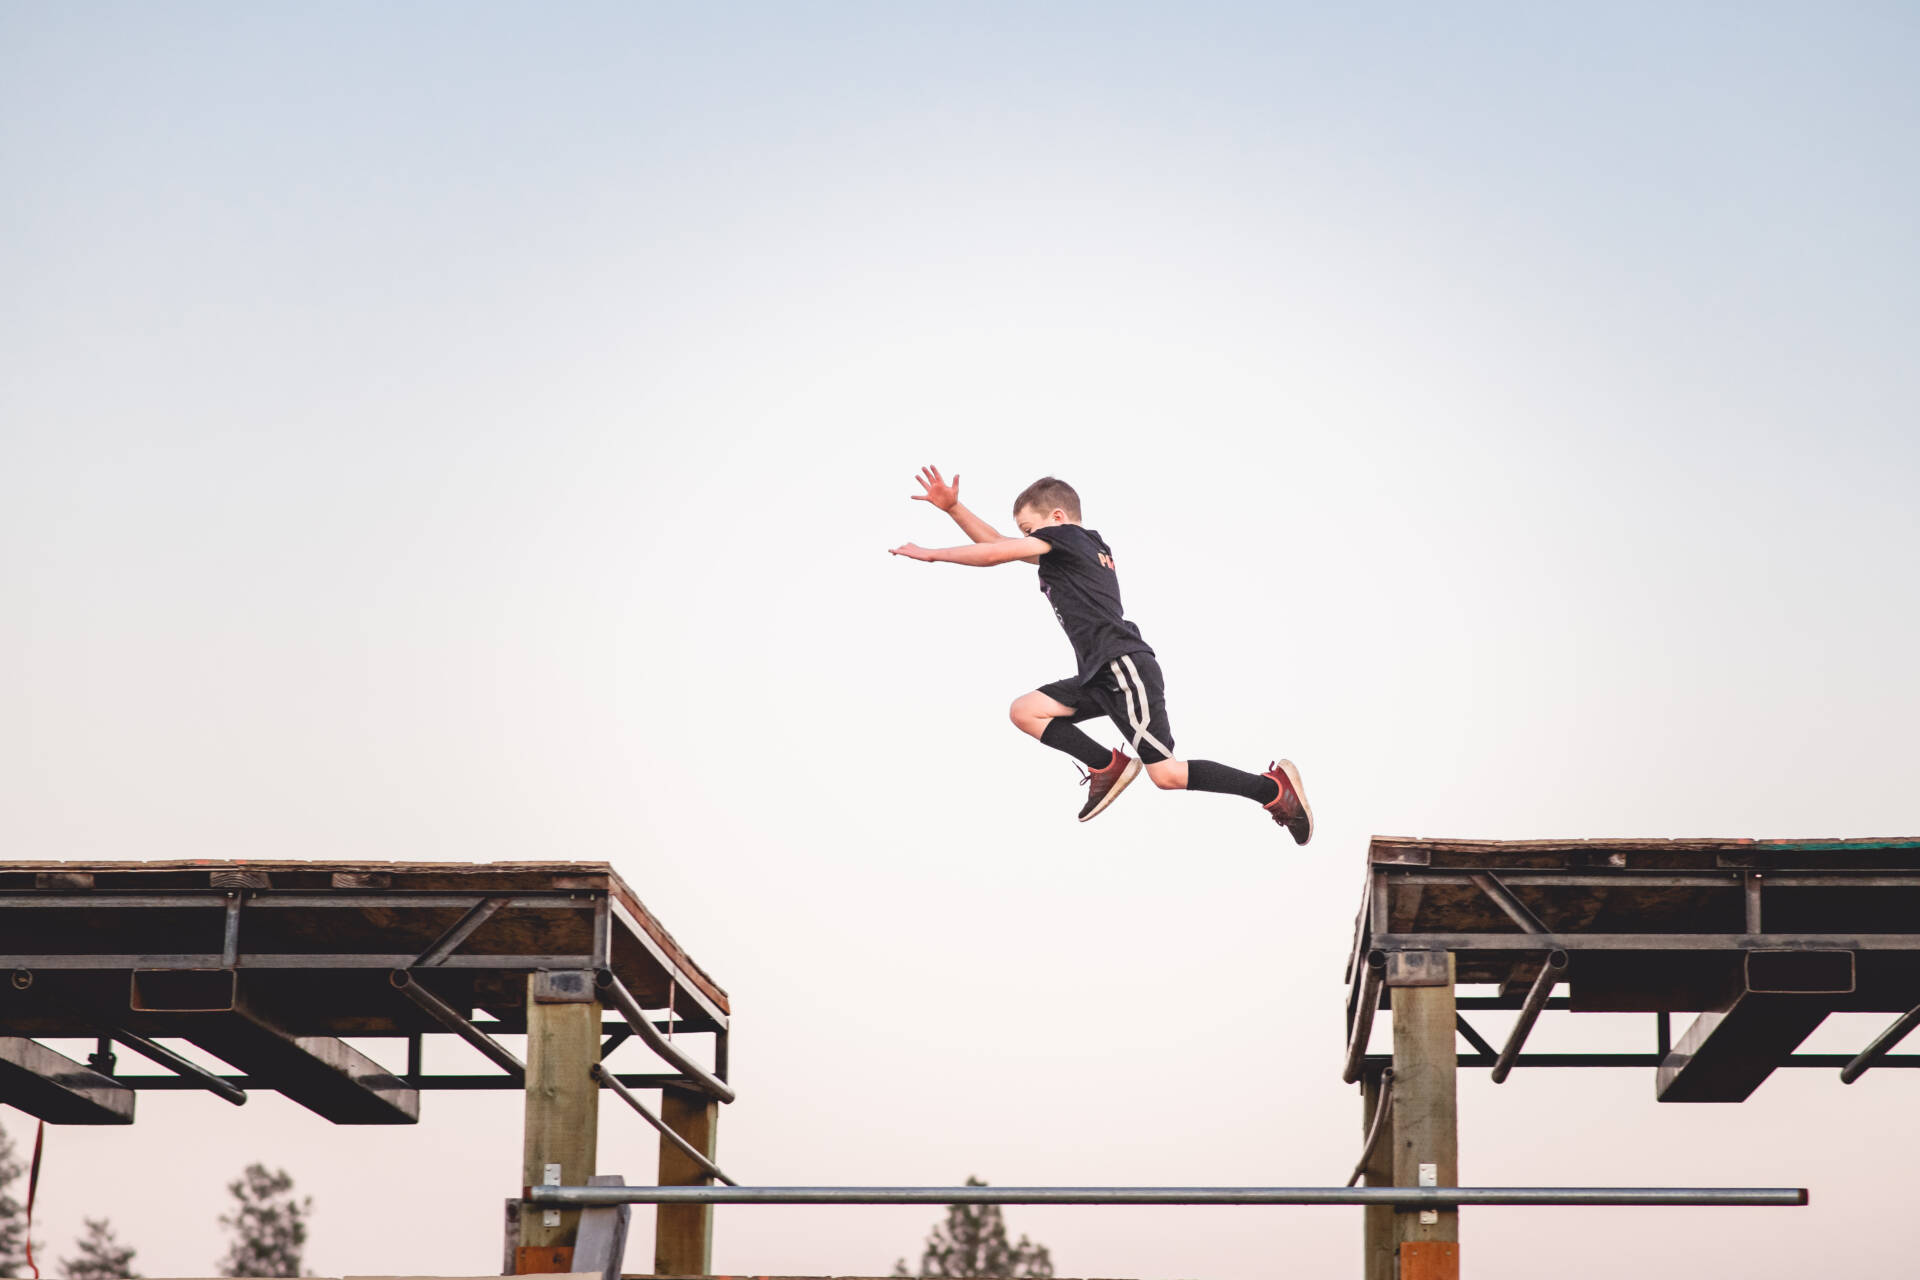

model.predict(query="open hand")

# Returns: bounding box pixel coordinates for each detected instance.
[910,465,960,512]
[889,542,936,561]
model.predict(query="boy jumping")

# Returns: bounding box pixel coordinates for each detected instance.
[889,466,1313,842]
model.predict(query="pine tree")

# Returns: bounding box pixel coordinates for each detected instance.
[218,1164,310,1278]
[892,1178,1055,1278]
[0,1121,32,1279]
[61,1218,139,1280]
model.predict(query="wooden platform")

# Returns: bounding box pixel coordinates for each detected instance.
[1349,837,1920,1101]
[0,859,728,1123]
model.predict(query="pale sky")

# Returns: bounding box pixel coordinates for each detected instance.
[3,4,1918,1278]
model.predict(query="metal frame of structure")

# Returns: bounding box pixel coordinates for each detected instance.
[1344,836,1920,1280]
[0,859,732,1276]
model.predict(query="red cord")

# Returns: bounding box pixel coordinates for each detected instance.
[24,1119,43,1280]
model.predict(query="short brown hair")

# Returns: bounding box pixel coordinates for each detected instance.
[1013,476,1081,521]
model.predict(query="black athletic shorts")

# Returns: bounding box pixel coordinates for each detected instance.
[1037,652,1176,764]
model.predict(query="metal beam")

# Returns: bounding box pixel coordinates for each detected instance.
[0,1038,135,1124]
[389,970,525,1080]
[170,999,419,1123]
[413,896,510,968]
[521,1184,1810,1208]
[1491,951,1569,1083]
[597,971,734,1103]
[1374,933,1920,952]
[1468,873,1548,934]
[593,1064,735,1186]
[1342,950,1387,1084]
[1362,1053,1920,1071]
[1840,999,1920,1084]
[1658,994,1831,1102]
[116,1070,699,1090]
[0,953,601,970]
[112,1030,248,1105]
[1452,1016,1497,1059]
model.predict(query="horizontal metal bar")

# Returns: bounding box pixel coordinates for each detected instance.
[0,954,599,970]
[1375,934,1920,952]
[1360,1054,1920,1070]
[521,1184,1808,1208]
[1392,872,1743,889]
[248,893,587,910]
[1457,997,1575,1010]
[0,893,589,910]
[113,1071,701,1091]
[1386,871,1920,890]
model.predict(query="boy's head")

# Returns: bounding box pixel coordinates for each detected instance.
[1012,476,1081,533]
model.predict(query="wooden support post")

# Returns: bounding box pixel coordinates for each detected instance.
[654,1085,721,1276]
[1359,1067,1394,1280]
[1391,951,1459,1280]
[519,970,601,1274]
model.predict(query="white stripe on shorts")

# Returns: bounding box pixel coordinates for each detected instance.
[1113,655,1174,760]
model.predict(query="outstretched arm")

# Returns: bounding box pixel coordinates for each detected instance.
[910,466,1004,544]
[890,536,1050,566]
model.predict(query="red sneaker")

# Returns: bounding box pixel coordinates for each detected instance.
[1077,748,1143,822]
[1263,759,1313,845]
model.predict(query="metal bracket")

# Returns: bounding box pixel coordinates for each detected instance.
[1385,951,1450,988]
[533,969,597,1004]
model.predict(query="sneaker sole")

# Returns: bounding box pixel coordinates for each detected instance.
[1079,755,1143,822]
[1274,759,1313,845]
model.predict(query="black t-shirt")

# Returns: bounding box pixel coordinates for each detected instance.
[1030,524,1154,684]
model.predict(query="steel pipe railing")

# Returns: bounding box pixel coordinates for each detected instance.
[1490,950,1569,1083]
[521,1184,1809,1208]
[596,969,734,1103]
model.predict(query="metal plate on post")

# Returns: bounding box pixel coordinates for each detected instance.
[533,971,596,1004]
[1386,951,1451,988]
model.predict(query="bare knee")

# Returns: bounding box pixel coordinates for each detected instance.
[1146,759,1187,790]
[1009,693,1050,738]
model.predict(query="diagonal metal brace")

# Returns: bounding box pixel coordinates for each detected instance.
[592,1063,737,1186]
[112,1030,248,1106]
[1491,951,1569,1083]
[1841,998,1920,1084]
[390,969,525,1080]
[413,896,511,968]
[1470,872,1550,935]
[1454,1014,1498,1059]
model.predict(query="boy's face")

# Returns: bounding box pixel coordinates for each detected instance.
[1013,504,1073,535]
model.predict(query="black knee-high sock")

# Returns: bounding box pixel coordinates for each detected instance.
[1187,759,1279,805]
[1040,719,1115,770]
